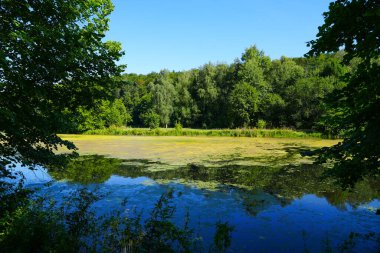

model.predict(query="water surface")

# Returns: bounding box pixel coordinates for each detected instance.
[22,136,380,252]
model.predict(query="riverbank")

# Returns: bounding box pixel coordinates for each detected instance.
[81,127,328,139]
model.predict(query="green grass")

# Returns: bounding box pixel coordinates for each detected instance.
[82,126,325,138]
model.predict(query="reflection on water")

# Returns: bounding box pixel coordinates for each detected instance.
[24,156,380,252]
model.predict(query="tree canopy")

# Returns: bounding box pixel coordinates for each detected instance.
[113,47,346,131]
[0,0,124,170]
[306,0,380,186]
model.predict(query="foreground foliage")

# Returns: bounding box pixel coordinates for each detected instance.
[307,0,380,186]
[0,0,124,169]
[0,173,233,253]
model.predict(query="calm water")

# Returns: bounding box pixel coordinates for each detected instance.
[18,153,380,253]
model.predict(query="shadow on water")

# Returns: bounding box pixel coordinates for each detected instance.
[50,155,380,213]
[207,145,317,167]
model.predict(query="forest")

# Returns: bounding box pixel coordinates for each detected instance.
[64,47,351,134]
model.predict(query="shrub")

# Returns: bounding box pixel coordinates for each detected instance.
[140,111,160,129]
[256,119,267,129]
[174,122,183,132]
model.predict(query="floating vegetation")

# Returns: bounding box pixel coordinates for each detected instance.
[48,136,380,252]
[50,155,380,211]
[58,135,338,167]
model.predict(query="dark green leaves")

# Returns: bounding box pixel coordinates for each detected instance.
[0,0,124,169]
[307,0,380,186]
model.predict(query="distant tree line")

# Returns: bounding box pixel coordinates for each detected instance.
[64,46,355,133]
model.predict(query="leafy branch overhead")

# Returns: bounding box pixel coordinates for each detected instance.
[0,0,125,168]
[306,0,380,186]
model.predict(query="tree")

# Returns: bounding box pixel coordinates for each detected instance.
[149,71,176,128]
[119,74,155,126]
[306,0,380,186]
[140,110,160,129]
[241,45,272,77]
[102,99,131,127]
[259,93,286,128]
[268,57,305,94]
[172,71,198,127]
[0,0,124,170]
[238,47,270,93]
[284,77,338,129]
[71,99,131,132]
[228,82,259,128]
[193,64,219,128]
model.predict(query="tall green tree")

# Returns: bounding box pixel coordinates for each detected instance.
[285,77,339,129]
[193,64,219,128]
[307,0,380,185]
[71,99,131,132]
[238,46,270,93]
[149,71,176,128]
[0,0,124,169]
[172,71,198,127]
[212,64,237,128]
[241,45,272,77]
[268,57,305,94]
[228,82,259,128]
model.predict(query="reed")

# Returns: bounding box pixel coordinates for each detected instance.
[83,126,326,139]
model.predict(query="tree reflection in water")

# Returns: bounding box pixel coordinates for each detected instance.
[51,155,380,212]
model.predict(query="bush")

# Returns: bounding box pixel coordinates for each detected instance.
[175,122,183,132]
[140,111,160,129]
[256,119,267,129]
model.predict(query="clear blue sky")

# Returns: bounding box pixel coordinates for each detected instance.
[106,0,332,74]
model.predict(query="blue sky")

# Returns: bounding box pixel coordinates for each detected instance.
[106,0,332,74]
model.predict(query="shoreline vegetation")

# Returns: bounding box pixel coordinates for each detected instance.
[79,126,333,139]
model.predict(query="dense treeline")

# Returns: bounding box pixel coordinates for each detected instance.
[65,46,353,133]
